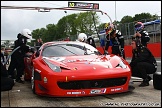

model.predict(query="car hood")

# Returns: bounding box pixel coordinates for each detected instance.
[42,55,127,70]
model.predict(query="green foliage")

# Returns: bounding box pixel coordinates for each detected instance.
[2,40,11,48]
[45,24,57,42]
[120,15,133,24]
[97,23,105,31]
[133,12,152,22]
[65,13,78,36]
[57,16,67,39]
[120,12,159,24]
[31,11,159,42]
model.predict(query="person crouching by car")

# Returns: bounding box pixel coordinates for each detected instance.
[130,38,157,87]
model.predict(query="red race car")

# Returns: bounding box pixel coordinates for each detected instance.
[24,41,134,97]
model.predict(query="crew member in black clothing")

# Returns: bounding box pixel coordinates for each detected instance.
[86,36,96,48]
[35,38,43,50]
[133,21,150,47]
[104,22,125,59]
[1,62,14,91]
[8,29,33,83]
[130,38,157,87]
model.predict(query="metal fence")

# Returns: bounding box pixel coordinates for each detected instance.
[2,17,161,49]
[117,16,161,45]
[66,16,161,46]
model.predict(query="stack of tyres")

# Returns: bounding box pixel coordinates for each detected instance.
[153,72,161,90]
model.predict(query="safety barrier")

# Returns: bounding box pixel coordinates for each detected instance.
[96,42,161,58]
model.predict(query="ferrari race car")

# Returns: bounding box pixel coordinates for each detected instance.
[24,41,134,97]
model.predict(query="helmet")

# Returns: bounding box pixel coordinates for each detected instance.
[134,22,144,32]
[104,23,114,35]
[78,33,87,42]
[21,29,32,39]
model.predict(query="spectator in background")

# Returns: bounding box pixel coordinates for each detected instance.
[35,38,43,50]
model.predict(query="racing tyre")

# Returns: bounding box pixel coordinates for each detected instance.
[31,67,36,94]
[153,72,161,90]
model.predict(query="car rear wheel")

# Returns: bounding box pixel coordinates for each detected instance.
[31,67,36,94]
[153,72,161,90]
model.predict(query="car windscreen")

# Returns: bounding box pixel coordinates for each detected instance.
[42,43,101,57]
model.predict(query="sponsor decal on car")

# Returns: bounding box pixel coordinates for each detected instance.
[110,87,123,92]
[67,91,85,95]
[90,88,106,94]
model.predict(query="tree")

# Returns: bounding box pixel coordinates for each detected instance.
[75,11,100,35]
[31,28,47,45]
[32,29,41,40]
[31,10,159,42]
[120,15,133,24]
[133,12,152,22]
[55,11,100,40]
[56,16,67,40]
[110,12,159,36]
[3,40,11,48]
[97,23,105,31]
[66,13,78,36]
[45,24,57,42]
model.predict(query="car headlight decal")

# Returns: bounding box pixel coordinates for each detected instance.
[109,55,127,69]
[43,58,61,72]
[118,61,127,69]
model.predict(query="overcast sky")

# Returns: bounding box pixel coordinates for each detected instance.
[1,1,161,40]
